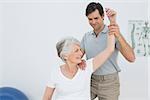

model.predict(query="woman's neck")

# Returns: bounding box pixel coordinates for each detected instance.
[65,62,78,72]
[60,62,78,79]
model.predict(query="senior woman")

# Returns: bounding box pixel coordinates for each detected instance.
[43,34,115,100]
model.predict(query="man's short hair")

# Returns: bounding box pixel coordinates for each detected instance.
[86,2,104,17]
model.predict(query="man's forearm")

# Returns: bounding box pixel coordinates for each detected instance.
[117,34,135,62]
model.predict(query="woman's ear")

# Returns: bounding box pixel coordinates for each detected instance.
[63,54,68,61]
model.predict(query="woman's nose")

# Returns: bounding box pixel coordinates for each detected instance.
[79,50,83,56]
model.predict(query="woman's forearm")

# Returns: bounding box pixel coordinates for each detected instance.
[93,48,114,71]
[92,34,115,71]
[43,87,55,100]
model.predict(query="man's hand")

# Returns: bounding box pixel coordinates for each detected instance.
[78,59,86,70]
[105,8,117,24]
[108,23,121,38]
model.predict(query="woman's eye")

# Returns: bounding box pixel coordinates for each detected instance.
[75,49,78,52]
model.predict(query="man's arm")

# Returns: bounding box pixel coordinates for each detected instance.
[108,24,135,62]
[106,8,135,62]
[118,35,135,62]
[112,28,135,62]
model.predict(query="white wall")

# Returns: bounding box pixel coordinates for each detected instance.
[0,3,2,85]
[0,0,149,100]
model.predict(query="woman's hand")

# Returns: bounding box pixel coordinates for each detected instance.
[105,8,117,24]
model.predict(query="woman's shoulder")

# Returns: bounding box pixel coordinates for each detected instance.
[86,58,93,66]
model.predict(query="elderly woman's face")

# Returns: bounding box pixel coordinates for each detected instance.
[66,44,83,64]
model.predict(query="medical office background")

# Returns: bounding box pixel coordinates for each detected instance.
[0,0,149,100]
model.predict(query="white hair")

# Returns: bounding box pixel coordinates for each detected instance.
[56,37,80,62]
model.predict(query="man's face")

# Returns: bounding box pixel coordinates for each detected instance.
[87,9,104,31]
